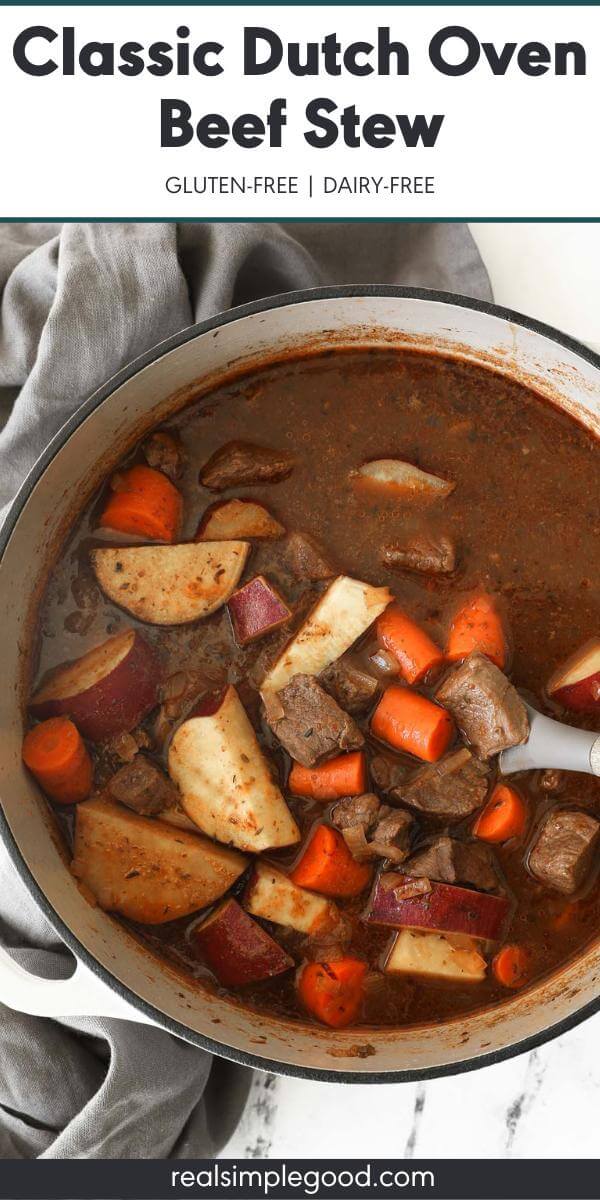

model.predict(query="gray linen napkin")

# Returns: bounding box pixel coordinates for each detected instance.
[0,221,491,1159]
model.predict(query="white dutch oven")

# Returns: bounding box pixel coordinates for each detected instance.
[0,286,599,1081]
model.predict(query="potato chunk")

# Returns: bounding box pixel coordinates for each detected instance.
[71,798,247,923]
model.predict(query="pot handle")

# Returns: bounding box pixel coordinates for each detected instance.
[0,942,157,1025]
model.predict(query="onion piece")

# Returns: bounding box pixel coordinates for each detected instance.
[367,841,409,865]
[342,825,373,862]
[384,875,433,900]
[342,826,409,866]
[369,648,400,676]
[354,459,455,500]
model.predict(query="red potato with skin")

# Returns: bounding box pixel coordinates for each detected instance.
[547,638,600,712]
[168,685,300,853]
[192,897,294,987]
[366,873,510,941]
[91,541,249,625]
[261,575,393,695]
[196,498,284,541]
[244,862,341,936]
[71,799,248,924]
[227,575,292,645]
[30,630,160,743]
[353,459,455,500]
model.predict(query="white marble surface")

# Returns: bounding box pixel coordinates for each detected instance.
[222,224,600,1160]
[223,1011,600,1157]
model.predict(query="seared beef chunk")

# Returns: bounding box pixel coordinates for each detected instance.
[370,754,411,795]
[397,748,490,820]
[199,440,295,490]
[435,653,529,758]
[529,809,600,894]
[104,755,179,816]
[321,657,379,714]
[266,673,364,767]
[382,533,457,576]
[332,792,381,832]
[106,727,152,764]
[334,795,413,863]
[371,807,414,856]
[285,531,336,581]
[405,836,499,892]
[142,431,183,481]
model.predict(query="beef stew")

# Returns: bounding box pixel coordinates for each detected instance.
[24,348,600,1030]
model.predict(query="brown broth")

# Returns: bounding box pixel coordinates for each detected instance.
[33,348,600,1028]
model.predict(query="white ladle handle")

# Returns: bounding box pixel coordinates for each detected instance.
[0,942,156,1025]
[500,704,600,776]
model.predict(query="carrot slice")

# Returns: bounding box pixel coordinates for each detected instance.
[290,825,372,897]
[377,604,444,685]
[492,944,530,990]
[446,594,507,669]
[99,465,183,542]
[288,751,366,802]
[298,958,368,1028]
[22,717,92,805]
[473,783,527,843]
[371,685,453,762]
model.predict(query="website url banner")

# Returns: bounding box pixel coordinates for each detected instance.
[1,1158,598,1199]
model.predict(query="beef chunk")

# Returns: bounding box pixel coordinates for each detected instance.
[398,748,490,820]
[435,653,529,758]
[370,754,411,795]
[199,440,295,490]
[320,657,379,714]
[333,795,413,863]
[142,431,183,481]
[285,532,336,581]
[405,836,499,892]
[371,806,414,856]
[104,755,179,816]
[382,533,457,576]
[529,809,599,894]
[331,792,381,832]
[265,673,364,767]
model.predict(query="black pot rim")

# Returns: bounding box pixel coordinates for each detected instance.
[1,283,599,1084]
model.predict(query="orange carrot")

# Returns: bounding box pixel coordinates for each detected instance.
[446,593,507,669]
[298,958,368,1028]
[371,685,453,762]
[290,825,372,897]
[288,751,366,802]
[492,944,530,989]
[22,717,92,805]
[377,604,445,684]
[473,783,527,843]
[99,465,183,542]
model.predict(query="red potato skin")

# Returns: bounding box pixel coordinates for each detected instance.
[366,874,510,941]
[227,575,292,645]
[193,897,294,987]
[30,632,160,743]
[547,639,600,713]
[550,673,600,713]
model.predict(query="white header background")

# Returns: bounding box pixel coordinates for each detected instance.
[1,4,598,218]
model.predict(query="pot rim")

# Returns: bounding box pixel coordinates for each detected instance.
[1,283,599,1083]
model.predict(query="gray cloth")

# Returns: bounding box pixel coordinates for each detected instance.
[0,221,491,1159]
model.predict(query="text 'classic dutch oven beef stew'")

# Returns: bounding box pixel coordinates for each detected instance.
[23,349,600,1030]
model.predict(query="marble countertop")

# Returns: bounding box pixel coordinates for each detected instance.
[222,224,600,1160]
[223,1013,599,1157]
